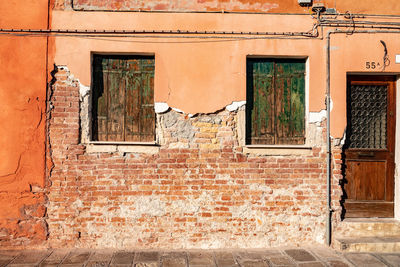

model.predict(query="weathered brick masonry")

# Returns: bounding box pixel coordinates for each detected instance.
[47,66,343,249]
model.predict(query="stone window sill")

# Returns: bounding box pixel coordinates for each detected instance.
[86,142,160,154]
[244,145,313,155]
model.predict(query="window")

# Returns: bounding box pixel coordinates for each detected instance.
[91,55,155,142]
[246,58,305,145]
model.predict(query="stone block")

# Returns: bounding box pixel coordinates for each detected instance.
[345,253,386,267]
[285,249,316,262]
[188,252,215,266]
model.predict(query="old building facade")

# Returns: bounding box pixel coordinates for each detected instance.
[2,0,400,250]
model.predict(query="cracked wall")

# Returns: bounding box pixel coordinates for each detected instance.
[0,0,50,248]
[46,66,343,249]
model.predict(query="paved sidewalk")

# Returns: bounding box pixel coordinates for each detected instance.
[1,247,400,267]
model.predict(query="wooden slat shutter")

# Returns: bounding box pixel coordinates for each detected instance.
[92,55,155,142]
[247,59,275,144]
[274,60,305,144]
[246,58,305,145]
[125,58,155,142]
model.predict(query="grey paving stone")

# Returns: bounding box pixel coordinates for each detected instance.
[135,251,160,262]
[162,257,186,267]
[0,252,19,267]
[376,253,400,267]
[162,252,187,258]
[8,250,50,265]
[60,251,91,265]
[134,262,158,267]
[298,262,325,267]
[88,250,115,261]
[345,253,386,267]
[0,260,11,267]
[39,250,70,266]
[111,251,135,265]
[236,250,276,261]
[86,250,114,267]
[161,252,187,267]
[187,251,215,266]
[214,251,238,266]
[327,260,352,267]
[266,255,295,266]
[309,247,341,260]
[284,249,316,262]
[238,260,269,267]
[86,259,113,267]
[0,251,20,257]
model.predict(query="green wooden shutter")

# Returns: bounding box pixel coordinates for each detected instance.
[92,55,155,142]
[246,58,305,145]
[125,57,155,142]
[274,60,305,144]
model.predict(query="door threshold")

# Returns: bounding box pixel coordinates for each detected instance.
[342,218,398,223]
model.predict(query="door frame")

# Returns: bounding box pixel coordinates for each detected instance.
[343,74,397,218]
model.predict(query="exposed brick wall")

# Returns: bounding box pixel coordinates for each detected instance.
[47,66,343,249]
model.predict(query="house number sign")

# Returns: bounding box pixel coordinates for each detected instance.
[365,61,381,69]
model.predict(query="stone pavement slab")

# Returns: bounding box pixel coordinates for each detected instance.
[284,249,316,262]
[345,253,387,266]
[375,253,400,267]
[0,251,20,267]
[214,251,238,267]
[60,250,91,266]
[0,247,399,267]
[8,250,51,266]
[266,253,296,266]
[39,249,70,267]
[111,251,135,266]
[161,252,187,267]
[86,250,114,267]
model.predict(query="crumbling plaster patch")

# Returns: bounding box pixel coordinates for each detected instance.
[63,63,327,155]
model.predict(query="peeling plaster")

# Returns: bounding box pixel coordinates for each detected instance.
[226,101,246,112]
[309,110,327,123]
[79,83,90,100]
[155,101,246,118]
[172,107,194,118]
[154,102,169,114]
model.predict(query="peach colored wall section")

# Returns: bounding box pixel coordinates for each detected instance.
[53,10,400,139]
[329,33,400,138]
[0,1,49,248]
[52,11,324,115]
[66,0,400,15]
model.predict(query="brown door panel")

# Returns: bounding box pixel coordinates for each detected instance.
[344,159,386,201]
[344,75,396,218]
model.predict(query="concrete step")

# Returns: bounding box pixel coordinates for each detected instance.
[336,219,400,238]
[337,236,400,252]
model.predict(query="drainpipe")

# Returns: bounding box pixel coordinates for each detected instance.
[326,30,332,246]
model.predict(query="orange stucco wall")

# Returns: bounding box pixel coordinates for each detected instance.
[52,12,325,114]
[52,9,400,139]
[68,0,400,15]
[0,1,49,247]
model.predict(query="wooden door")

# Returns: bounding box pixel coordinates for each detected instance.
[344,75,396,218]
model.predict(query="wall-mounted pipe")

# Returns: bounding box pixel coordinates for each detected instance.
[326,30,332,246]
[0,28,317,37]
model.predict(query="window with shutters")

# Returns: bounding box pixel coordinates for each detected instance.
[91,55,155,142]
[246,58,306,145]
